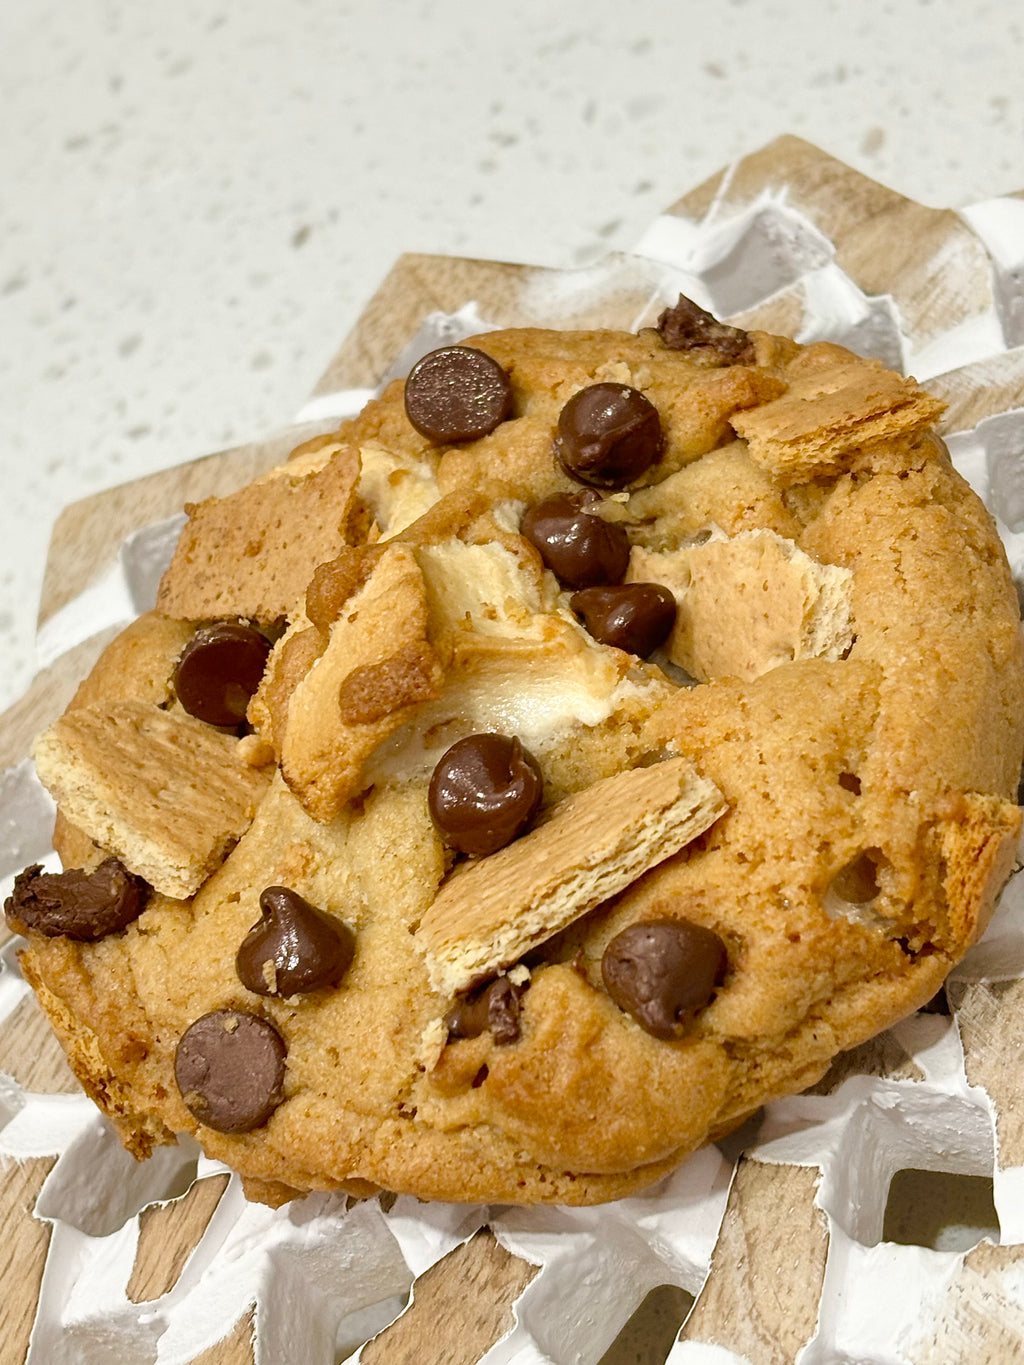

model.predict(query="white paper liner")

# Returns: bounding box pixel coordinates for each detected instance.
[2,171,1024,1364]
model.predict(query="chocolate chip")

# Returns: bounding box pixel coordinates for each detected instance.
[520,493,631,589]
[236,886,356,996]
[403,345,514,443]
[445,976,524,1045]
[602,918,727,1040]
[428,733,543,858]
[175,1009,287,1133]
[173,622,271,728]
[555,383,663,488]
[570,583,677,658]
[655,295,755,364]
[4,858,148,941]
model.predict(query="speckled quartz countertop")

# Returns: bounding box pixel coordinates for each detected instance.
[1,0,1021,713]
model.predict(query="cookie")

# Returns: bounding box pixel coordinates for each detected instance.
[157,441,362,623]
[34,701,272,899]
[9,297,1024,1205]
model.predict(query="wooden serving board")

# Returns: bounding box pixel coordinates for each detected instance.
[3,136,1024,1365]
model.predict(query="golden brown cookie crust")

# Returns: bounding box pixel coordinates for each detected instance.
[16,322,1024,1205]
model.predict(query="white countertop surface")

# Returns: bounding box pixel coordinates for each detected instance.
[2,0,1022,713]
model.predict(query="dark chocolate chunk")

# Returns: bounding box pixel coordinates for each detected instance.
[4,858,148,941]
[173,621,271,728]
[655,295,755,364]
[520,492,631,589]
[403,345,514,443]
[570,583,677,658]
[555,383,663,488]
[236,886,356,996]
[175,1009,287,1133]
[428,733,543,858]
[602,918,727,1040]
[445,976,524,1045]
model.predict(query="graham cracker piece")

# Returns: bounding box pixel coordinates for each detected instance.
[251,494,522,767]
[32,701,271,899]
[52,611,198,872]
[632,529,853,683]
[731,342,946,481]
[280,545,443,821]
[417,756,726,995]
[156,442,361,623]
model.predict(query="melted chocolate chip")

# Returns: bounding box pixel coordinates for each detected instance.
[428,734,543,858]
[175,1009,287,1133]
[237,886,356,996]
[403,345,514,443]
[570,583,677,658]
[4,858,148,941]
[520,493,631,589]
[602,919,727,1040]
[655,295,754,364]
[446,976,524,1045]
[173,622,271,728]
[555,383,663,489]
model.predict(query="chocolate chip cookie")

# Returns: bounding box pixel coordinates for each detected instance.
[9,297,1024,1205]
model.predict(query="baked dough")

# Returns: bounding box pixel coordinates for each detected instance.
[9,308,1024,1205]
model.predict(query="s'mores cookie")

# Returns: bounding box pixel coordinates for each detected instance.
[8,296,1024,1205]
